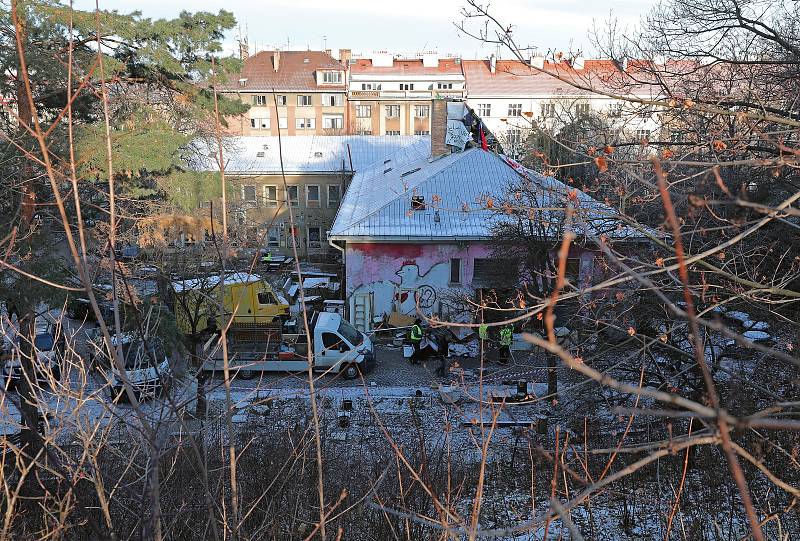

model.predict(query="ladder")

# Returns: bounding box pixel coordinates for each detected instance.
[352,293,371,332]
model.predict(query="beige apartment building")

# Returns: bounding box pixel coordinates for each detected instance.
[193,135,428,259]
[347,53,465,136]
[218,50,349,137]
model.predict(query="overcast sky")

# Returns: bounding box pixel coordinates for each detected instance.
[73,0,655,59]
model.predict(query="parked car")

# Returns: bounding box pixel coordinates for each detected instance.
[90,333,172,401]
[65,295,114,324]
[2,325,64,390]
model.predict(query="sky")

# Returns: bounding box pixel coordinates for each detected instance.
[73,0,656,59]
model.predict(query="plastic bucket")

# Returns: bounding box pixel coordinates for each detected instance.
[403,344,414,358]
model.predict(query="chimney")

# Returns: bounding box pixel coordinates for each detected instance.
[272,51,280,72]
[325,48,332,57]
[530,54,544,69]
[572,56,585,70]
[238,37,250,61]
[489,54,496,74]
[339,48,352,64]
[430,98,449,159]
[622,57,629,72]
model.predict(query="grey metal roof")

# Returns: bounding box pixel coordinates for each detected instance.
[330,147,647,241]
[189,136,430,175]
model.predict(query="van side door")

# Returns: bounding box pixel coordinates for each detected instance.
[317,331,348,368]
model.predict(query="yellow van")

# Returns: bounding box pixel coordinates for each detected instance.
[172,272,289,335]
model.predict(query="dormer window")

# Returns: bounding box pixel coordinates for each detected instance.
[322,71,343,84]
[238,78,248,87]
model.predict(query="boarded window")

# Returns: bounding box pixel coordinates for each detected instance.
[473,258,516,287]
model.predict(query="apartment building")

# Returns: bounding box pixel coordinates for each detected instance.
[463,56,659,157]
[347,53,465,136]
[192,135,429,258]
[218,50,349,136]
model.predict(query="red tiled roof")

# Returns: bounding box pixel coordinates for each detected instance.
[351,58,464,76]
[463,59,654,97]
[219,50,347,92]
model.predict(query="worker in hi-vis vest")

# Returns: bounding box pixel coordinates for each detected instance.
[262,251,272,264]
[478,322,489,361]
[499,324,513,365]
[409,318,424,364]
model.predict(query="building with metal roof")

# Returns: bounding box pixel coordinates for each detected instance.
[329,99,648,330]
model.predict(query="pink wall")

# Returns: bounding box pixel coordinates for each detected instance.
[345,242,493,326]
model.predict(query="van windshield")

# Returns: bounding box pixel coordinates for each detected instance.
[120,340,165,369]
[337,320,363,347]
[34,334,55,351]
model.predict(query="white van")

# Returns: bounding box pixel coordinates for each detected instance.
[202,312,375,379]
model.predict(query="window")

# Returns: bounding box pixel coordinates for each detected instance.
[308,226,321,247]
[385,105,400,118]
[306,185,320,207]
[296,118,315,129]
[476,103,491,117]
[414,105,430,118]
[361,83,376,90]
[540,103,555,118]
[400,83,414,90]
[322,71,342,84]
[638,109,651,119]
[250,118,270,130]
[565,258,580,282]
[276,95,287,106]
[253,95,267,106]
[449,258,462,284]
[386,130,401,136]
[322,332,342,351]
[355,105,372,118]
[414,130,430,135]
[508,103,523,116]
[242,185,257,202]
[670,130,684,143]
[257,291,277,305]
[286,186,299,207]
[278,117,288,129]
[263,185,278,207]
[322,114,343,129]
[506,128,523,158]
[322,93,343,107]
[355,130,373,135]
[266,227,280,247]
[506,128,523,146]
[437,82,453,89]
[608,103,623,117]
[327,185,341,207]
[576,103,590,116]
[297,95,312,106]
[635,129,652,141]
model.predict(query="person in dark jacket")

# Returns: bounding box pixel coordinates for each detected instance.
[499,324,513,365]
[435,330,450,377]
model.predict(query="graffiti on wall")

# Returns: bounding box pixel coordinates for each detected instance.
[351,259,450,320]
